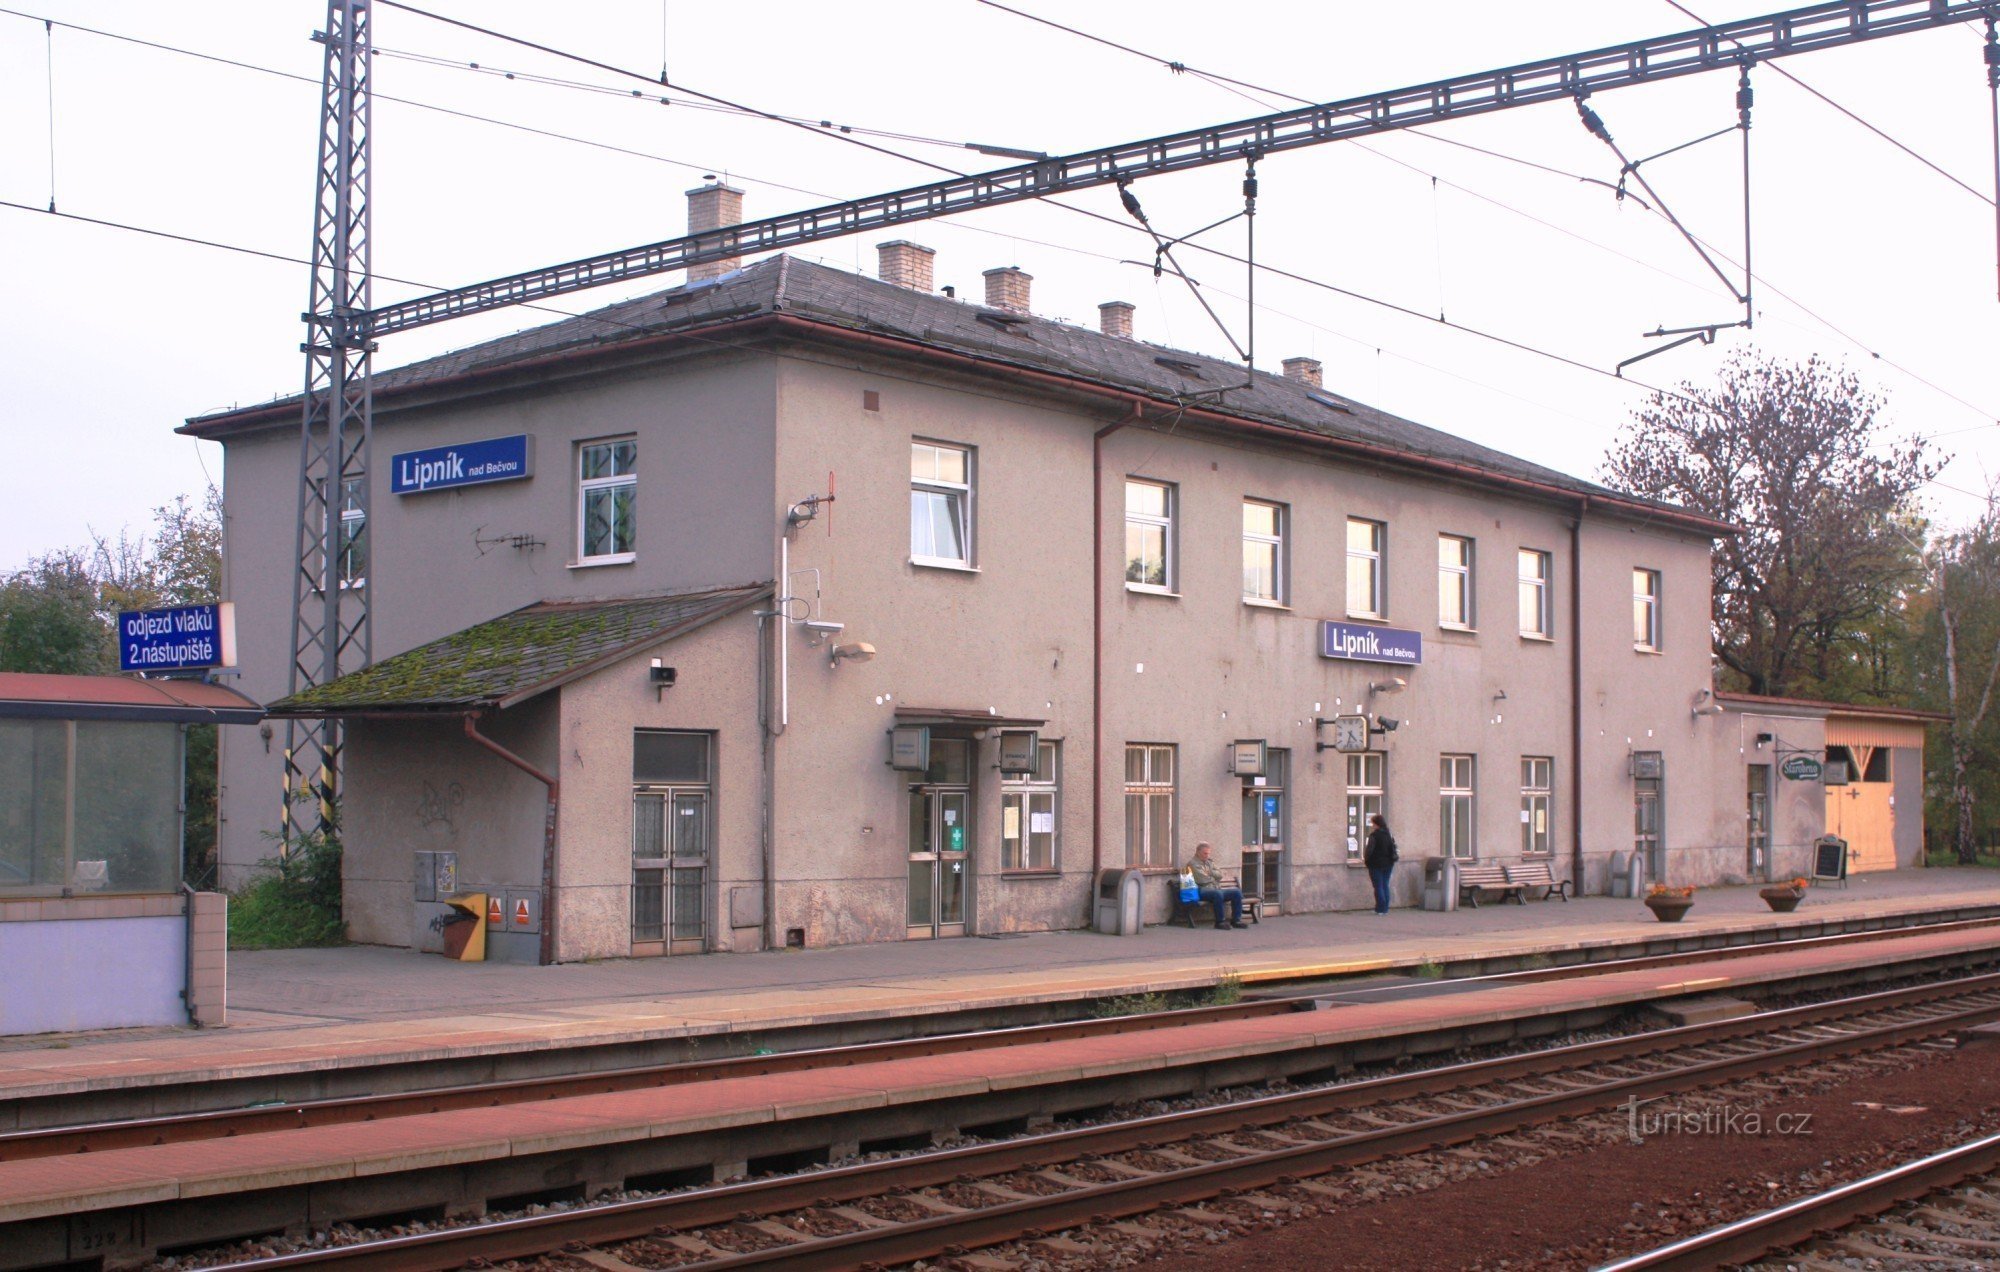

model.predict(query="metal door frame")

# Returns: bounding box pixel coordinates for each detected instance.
[907,784,970,939]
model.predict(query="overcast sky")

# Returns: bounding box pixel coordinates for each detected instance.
[3,1,1997,574]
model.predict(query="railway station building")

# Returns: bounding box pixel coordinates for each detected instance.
[185,197,1936,963]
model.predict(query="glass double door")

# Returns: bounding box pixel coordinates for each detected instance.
[907,786,969,938]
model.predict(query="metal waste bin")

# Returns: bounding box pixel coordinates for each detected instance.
[1094,867,1143,935]
[1421,857,1458,911]
[1609,850,1647,898]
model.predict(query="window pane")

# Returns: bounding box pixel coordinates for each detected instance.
[581,443,615,479]
[1126,480,1166,516]
[1028,792,1055,869]
[1347,519,1378,553]
[1127,523,1166,586]
[631,793,666,858]
[1147,793,1173,865]
[0,720,67,891]
[1438,536,1465,568]
[73,722,178,892]
[928,490,965,560]
[1243,502,1277,537]
[670,793,706,860]
[632,868,665,941]
[1347,564,1375,615]
[910,442,936,481]
[671,867,704,940]
[1151,746,1173,783]
[1002,793,1024,870]
[634,731,708,783]
[1519,580,1541,634]
[1033,742,1056,784]
[926,739,971,785]
[1633,596,1652,645]
[1243,540,1278,600]
[1125,745,1146,784]
[933,445,966,484]
[1124,792,1146,864]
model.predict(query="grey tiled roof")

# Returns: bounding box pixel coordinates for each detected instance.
[267,584,767,714]
[187,254,1703,522]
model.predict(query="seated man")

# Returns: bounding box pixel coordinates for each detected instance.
[1188,841,1248,929]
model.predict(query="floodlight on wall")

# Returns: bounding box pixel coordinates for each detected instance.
[1690,686,1726,718]
[1368,676,1407,696]
[802,618,845,647]
[830,641,877,667]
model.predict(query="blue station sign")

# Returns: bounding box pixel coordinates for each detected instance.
[118,602,236,673]
[1319,619,1423,667]
[389,434,533,495]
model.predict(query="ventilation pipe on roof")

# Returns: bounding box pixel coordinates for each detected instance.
[878,241,936,292]
[983,266,1032,315]
[1098,301,1135,339]
[1282,357,1323,387]
[686,180,745,283]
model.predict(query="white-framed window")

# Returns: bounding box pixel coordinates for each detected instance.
[1347,517,1385,618]
[1440,753,1475,858]
[1518,548,1551,638]
[1125,480,1174,591]
[1521,756,1553,855]
[910,440,973,566]
[1242,499,1285,604]
[578,438,637,563]
[1633,567,1662,650]
[1344,751,1384,864]
[1123,743,1176,867]
[1001,741,1060,872]
[1438,533,1474,628]
[322,476,366,590]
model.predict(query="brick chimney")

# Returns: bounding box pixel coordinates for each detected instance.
[685,181,744,284]
[1098,301,1135,339]
[1282,357,1323,388]
[982,266,1032,315]
[877,240,935,292]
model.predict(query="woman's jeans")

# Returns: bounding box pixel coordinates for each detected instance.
[1368,864,1393,913]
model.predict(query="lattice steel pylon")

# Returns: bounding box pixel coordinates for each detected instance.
[283,0,373,841]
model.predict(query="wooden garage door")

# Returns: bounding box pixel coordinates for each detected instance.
[1826,744,1897,873]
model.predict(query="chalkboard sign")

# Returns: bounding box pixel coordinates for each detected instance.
[1813,836,1849,883]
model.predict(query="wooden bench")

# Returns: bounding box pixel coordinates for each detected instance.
[1171,875,1264,927]
[1506,859,1571,902]
[1455,861,1526,907]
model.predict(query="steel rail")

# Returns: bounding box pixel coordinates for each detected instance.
[209,973,2000,1271]
[359,0,2000,338]
[9,916,1993,1162]
[1597,1129,2000,1270]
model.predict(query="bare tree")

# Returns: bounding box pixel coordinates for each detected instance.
[1603,351,1936,698]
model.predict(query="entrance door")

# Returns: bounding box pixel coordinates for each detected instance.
[1240,749,1286,907]
[1635,779,1664,882]
[907,787,969,938]
[1746,765,1771,881]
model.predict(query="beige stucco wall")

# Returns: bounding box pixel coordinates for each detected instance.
[217,355,776,885]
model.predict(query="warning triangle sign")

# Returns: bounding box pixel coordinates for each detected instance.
[486,896,502,927]
[513,898,531,927]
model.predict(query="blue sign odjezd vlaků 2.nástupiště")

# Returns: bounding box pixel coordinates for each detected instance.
[118,602,236,673]
[389,435,533,495]
[1318,619,1423,666]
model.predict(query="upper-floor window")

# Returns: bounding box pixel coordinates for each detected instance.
[1633,567,1662,650]
[1242,499,1285,604]
[1347,517,1385,618]
[1001,741,1060,872]
[1438,534,1474,628]
[1518,548,1551,638]
[910,441,973,566]
[1440,753,1476,858]
[1125,480,1174,592]
[578,439,637,563]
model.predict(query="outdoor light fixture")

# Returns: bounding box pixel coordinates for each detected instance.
[1755,732,1775,748]
[1690,687,1726,718]
[1368,676,1408,696]
[830,641,877,667]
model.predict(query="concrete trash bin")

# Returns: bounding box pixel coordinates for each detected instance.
[1421,857,1458,911]
[1094,868,1143,935]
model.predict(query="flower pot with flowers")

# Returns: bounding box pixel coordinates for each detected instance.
[1759,877,1809,913]
[1644,883,1696,923]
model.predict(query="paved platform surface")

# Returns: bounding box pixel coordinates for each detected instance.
[2,869,1996,1099]
[5,916,1999,1226]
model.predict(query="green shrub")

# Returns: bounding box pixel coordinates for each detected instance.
[228,813,345,950]
[1207,974,1243,1006]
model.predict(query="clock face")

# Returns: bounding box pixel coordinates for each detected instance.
[1334,714,1370,752]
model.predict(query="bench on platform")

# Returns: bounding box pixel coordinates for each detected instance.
[1456,861,1526,907]
[1171,875,1264,927]
[1506,859,1571,902]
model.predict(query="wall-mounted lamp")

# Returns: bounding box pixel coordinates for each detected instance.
[1754,732,1775,749]
[1690,686,1726,718]
[1491,688,1507,725]
[830,641,877,667]
[1368,676,1408,696]
[802,618,845,647]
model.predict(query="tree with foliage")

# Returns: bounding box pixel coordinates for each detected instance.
[1603,351,1936,699]
[1911,502,2000,863]
[0,550,111,674]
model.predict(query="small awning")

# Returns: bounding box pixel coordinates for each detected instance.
[894,705,1047,732]
[0,673,264,725]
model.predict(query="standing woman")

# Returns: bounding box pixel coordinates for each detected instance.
[1363,813,1398,915]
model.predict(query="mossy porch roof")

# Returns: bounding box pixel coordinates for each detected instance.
[267,584,767,715]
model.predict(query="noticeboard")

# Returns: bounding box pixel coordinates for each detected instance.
[1813,837,1849,882]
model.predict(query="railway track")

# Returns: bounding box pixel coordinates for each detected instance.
[12,915,1993,1161]
[192,970,2000,1271]
[1603,1129,2000,1270]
